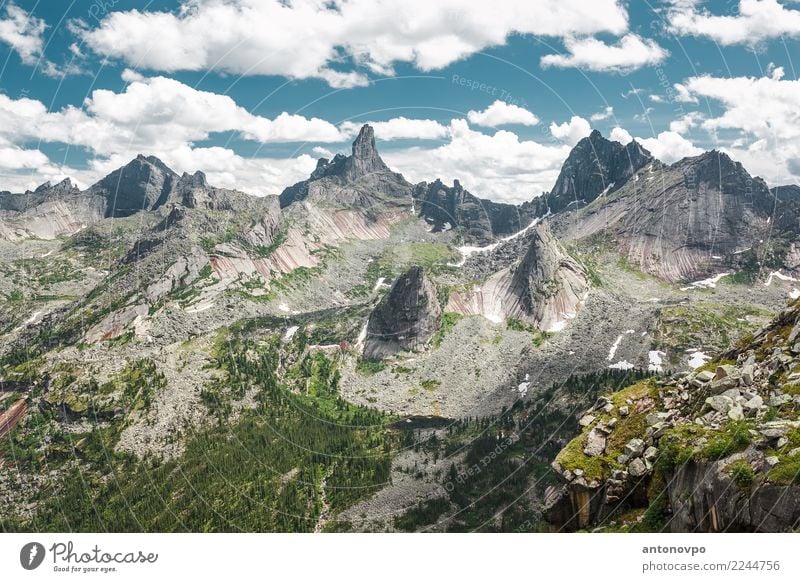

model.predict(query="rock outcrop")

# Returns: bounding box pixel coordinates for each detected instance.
[363,266,442,359]
[279,124,412,208]
[413,179,538,245]
[545,299,800,532]
[447,223,589,331]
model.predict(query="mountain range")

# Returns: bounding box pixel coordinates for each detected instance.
[2,124,800,533]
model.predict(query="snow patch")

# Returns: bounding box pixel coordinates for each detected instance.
[14,310,42,332]
[609,360,635,370]
[680,272,730,290]
[517,382,530,397]
[648,350,666,373]
[686,349,711,369]
[765,270,799,286]
[607,335,623,361]
[598,183,614,198]
[449,213,548,268]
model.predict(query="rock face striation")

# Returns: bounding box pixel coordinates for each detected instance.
[363,266,442,360]
[279,125,413,208]
[550,137,799,282]
[545,300,800,532]
[447,223,589,331]
[413,178,538,245]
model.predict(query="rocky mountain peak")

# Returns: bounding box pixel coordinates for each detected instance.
[543,129,653,214]
[279,124,411,208]
[412,178,537,245]
[363,266,442,360]
[344,124,391,182]
[90,155,178,218]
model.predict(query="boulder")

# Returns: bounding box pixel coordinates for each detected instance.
[628,457,648,478]
[583,428,607,457]
[623,438,646,458]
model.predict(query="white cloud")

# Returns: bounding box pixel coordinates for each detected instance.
[669,112,704,134]
[79,0,630,86]
[0,2,65,76]
[609,126,702,164]
[589,106,614,122]
[0,3,45,63]
[0,73,348,195]
[673,83,699,104]
[384,120,570,203]
[550,116,592,146]
[675,72,800,183]
[340,117,448,140]
[312,146,335,158]
[466,100,540,127]
[639,132,703,163]
[649,94,665,103]
[0,3,85,77]
[0,73,346,160]
[540,34,668,73]
[609,127,633,144]
[667,0,800,46]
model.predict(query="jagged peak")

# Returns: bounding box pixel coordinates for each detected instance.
[588,128,603,140]
[352,124,378,159]
[129,154,177,175]
[179,170,208,188]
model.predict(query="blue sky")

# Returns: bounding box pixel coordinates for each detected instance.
[1,0,799,202]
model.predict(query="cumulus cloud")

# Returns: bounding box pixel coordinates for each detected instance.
[0,2,65,76]
[550,116,592,146]
[674,72,800,184]
[609,126,702,164]
[540,34,668,73]
[78,0,630,86]
[0,72,347,195]
[609,126,633,144]
[667,0,800,46]
[384,120,571,203]
[669,112,704,134]
[0,73,346,158]
[466,100,540,127]
[590,106,614,122]
[339,117,448,140]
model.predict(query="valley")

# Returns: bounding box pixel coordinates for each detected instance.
[2,125,800,532]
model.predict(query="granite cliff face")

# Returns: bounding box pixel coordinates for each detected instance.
[0,178,106,240]
[551,144,798,282]
[363,266,442,360]
[413,179,537,245]
[88,155,178,218]
[447,223,589,331]
[279,124,413,208]
[534,130,653,216]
